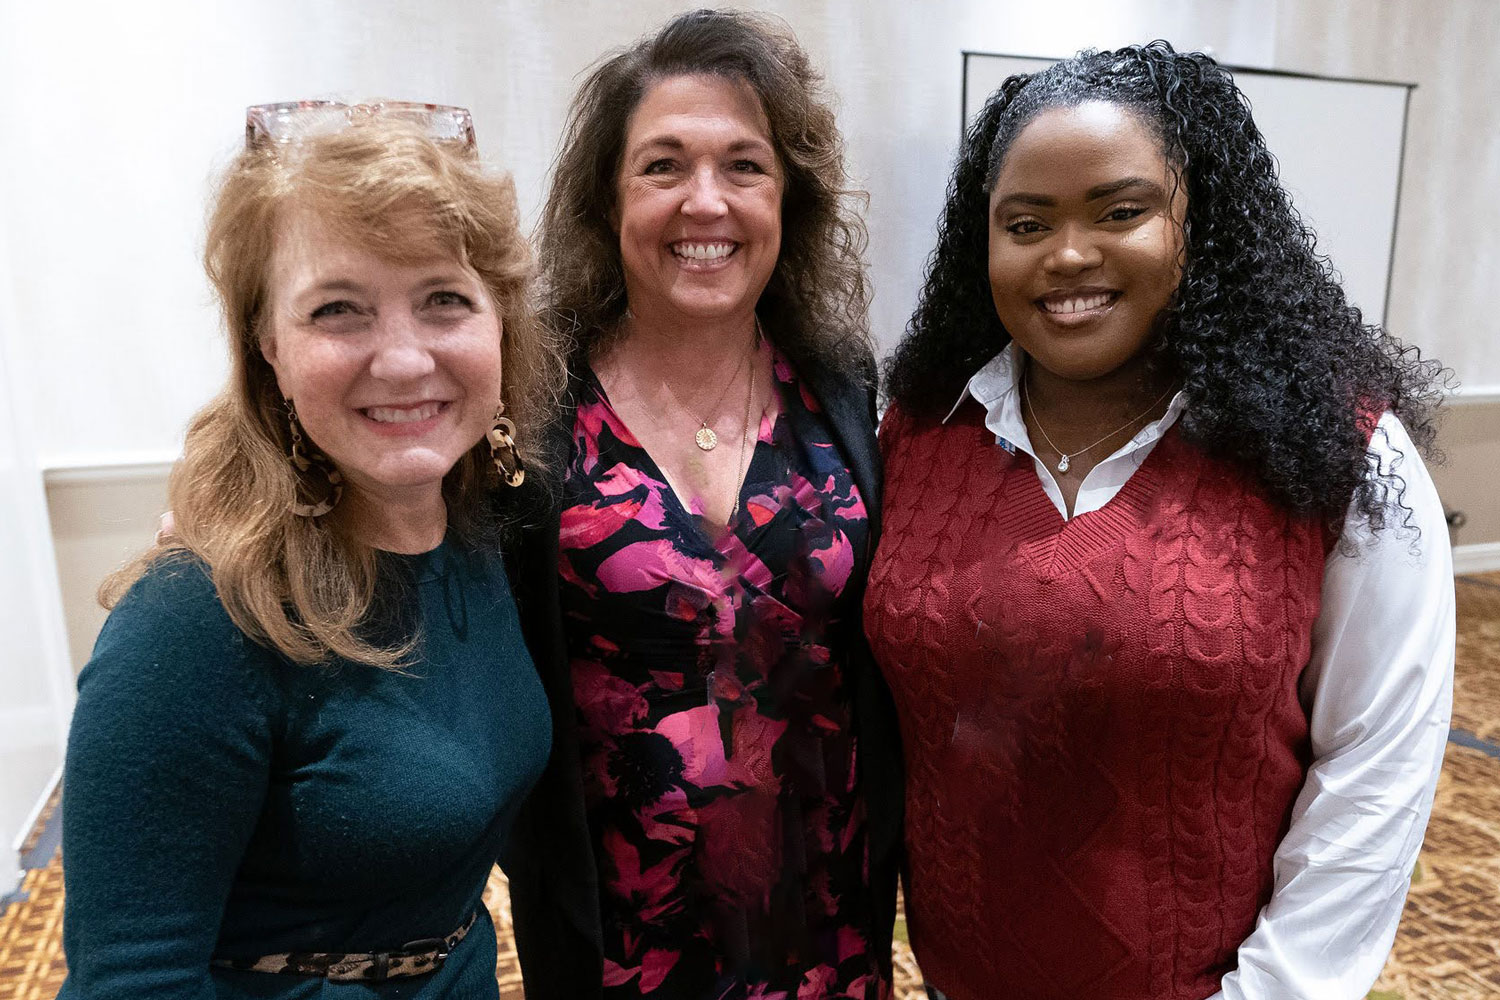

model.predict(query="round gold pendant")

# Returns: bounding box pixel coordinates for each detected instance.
[695,425,718,451]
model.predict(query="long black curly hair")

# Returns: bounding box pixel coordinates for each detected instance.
[885,41,1445,530]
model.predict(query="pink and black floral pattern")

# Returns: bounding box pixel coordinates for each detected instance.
[559,350,884,1000]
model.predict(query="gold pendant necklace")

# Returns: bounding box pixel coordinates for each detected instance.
[695,321,762,451]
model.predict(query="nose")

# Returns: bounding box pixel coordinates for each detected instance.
[368,310,436,382]
[1043,223,1103,276]
[680,163,729,219]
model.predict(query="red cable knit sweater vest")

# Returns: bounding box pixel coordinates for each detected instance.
[865,403,1326,1000]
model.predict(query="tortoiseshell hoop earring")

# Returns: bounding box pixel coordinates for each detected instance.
[487,402,525,488]
[285,402,344,517]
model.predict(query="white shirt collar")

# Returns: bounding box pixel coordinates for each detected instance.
[943,344,1191,520]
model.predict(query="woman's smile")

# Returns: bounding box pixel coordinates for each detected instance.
[358,400,452,435]
[670,239,740,266]
[1034,288,1122,327]
[988,101,1185,384]
[261,210,504,504]
[615,73,784,327]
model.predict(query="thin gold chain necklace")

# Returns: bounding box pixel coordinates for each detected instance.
[1022,376,1175,474]
[727,351,757,523]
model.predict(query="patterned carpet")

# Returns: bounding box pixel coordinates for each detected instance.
[1368,574,1500,1000]
[4,574,1498,999]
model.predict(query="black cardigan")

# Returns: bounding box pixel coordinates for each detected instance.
[502,349,905,1000]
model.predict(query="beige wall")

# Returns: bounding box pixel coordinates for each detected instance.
[1431,399,1500,551]
[45,470,169,676]
[41,397,1496,685]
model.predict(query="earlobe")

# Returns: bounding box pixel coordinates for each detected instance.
[259,331,279,368]
[259,333,290,398]
[607,189,622,234]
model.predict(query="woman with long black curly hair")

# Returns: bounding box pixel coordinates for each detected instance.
[864,42,1453,1000]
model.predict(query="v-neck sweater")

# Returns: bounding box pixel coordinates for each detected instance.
[864,401,1327,1000]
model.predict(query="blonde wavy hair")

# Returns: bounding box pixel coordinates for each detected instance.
[103,119,565,668]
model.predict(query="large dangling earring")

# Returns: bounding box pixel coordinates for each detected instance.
[285,401,343,517]
[488,402,525,488]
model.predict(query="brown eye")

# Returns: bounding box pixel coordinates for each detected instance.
[310,300,359,319]
[427,291,474,309]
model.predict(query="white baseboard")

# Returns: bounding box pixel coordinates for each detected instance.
[11,765,61,858]
[1446,385,1500,406]
[43,458,174,487]
[3,765,61,906]
[1454,542,1500,575]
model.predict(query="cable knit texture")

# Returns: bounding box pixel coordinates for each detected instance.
[864,402,1324,1000]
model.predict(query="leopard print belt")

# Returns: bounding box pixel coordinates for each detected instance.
[210,910,477,982]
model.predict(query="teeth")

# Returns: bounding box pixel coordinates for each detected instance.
[1043,293,1113,314]
[366,402,441,424]
[673,242,735,261]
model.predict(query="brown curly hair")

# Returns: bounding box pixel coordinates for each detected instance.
[537,7,872,378]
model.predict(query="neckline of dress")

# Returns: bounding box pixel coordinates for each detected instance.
[582,363,787,545]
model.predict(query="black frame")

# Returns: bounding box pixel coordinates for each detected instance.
[959,51,1417,325]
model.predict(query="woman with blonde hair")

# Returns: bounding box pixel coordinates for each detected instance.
[59,102,564,999]
[506,10,902,999]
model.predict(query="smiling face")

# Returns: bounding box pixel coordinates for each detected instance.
[615,73,784,328]
[988,100,1186,385]
[259,209,504,510]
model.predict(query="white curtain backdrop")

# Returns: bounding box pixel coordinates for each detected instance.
[2,0,1495,883]
[4,0,1494,469]
[0,225,73,870]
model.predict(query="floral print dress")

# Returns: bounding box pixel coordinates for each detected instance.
[559,349,883,1000]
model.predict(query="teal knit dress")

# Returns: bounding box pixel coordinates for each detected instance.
[58,537,550,999]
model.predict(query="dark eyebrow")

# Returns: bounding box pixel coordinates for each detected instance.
[994,192,1055,210]
[1085,177,1165,200]
[994,176,1167,211]
[632,136,686,154]
[628,135,774,158]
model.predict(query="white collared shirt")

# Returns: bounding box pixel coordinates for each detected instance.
[939,345,1455,1000]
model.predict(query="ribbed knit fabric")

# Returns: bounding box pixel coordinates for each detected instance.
[864,403,1326,1000]
[60,540,550,1000]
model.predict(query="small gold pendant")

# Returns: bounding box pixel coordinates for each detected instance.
[695,425,718,451]
[1057,454,1071,473]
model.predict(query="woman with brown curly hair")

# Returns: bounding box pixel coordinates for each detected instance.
[59,104,564,999]
[505,9,901,999]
